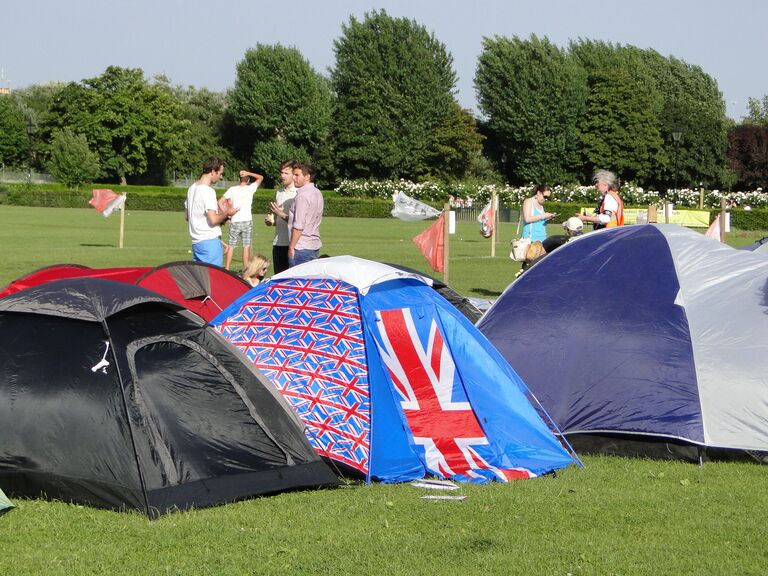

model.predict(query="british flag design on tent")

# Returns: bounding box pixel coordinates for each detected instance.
[218,277,372,471]
[212,256,575,483]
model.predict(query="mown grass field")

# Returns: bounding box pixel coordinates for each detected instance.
[1,205,767,575]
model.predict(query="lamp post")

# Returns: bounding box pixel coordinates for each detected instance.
[670,131,682,224]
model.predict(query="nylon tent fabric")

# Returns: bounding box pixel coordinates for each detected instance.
[212,256,575,484]
[0,278,337,517]
[135,261,250,322]
[477,224,768,458]
[739,236,768,251]
[0,264,150,299]
[0,486,12,515]
[0,261,250,322]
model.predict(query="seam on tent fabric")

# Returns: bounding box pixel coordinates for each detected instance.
[102,320,153,518]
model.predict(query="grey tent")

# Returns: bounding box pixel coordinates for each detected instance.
[0,486,12,515]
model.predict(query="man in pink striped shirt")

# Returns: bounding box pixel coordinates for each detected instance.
[288,163,324,267]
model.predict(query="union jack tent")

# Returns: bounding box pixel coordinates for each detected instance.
[212,256,575,483]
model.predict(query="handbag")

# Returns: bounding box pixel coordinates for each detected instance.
[509,203,533,261]
[510,237,531,261]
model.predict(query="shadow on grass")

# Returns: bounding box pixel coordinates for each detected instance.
[471,287,502,297]
[80,243,115,247]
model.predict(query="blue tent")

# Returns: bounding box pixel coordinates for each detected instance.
[212,256,575,483]
[478,225,768,459]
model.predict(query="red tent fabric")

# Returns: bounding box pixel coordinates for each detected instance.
[136,262,250,322]
[0,265,150,299]
[0,262,249,322]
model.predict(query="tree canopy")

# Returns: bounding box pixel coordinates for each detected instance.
[46,67,185,184]
[476,35,587,184]
[330,9,470,181]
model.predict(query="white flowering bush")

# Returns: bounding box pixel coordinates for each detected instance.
[335,179,768,209]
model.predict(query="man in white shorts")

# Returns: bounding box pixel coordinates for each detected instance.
[223,169,264,270]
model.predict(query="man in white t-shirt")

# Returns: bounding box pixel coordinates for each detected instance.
[223,169,264,270]
[267,160,297,274]
[185,157,238,266]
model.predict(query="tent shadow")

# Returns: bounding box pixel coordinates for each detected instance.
[471,287,502,297]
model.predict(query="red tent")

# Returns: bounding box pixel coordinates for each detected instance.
[0,262,249,322]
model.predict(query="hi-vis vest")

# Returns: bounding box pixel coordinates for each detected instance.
[601,190,624,227]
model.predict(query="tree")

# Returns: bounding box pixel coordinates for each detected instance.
[745,95,768,125]
[46,67,186,184]
[229,44,332,164]
[14,83,66,171]
[577,67,665,184]
[170,86,235,178]
[250,140,311,188]
[475,35,587,184]
[570,41,728,189]
[331,10,461,181]
[0,95,28,168]
[423,102,485,182]
[47,128,100,189]
[727,124,768,189]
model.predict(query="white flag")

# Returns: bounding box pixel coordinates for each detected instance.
[704,214,720,240]
[391,191,441,221]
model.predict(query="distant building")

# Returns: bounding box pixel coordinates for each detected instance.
[0,87,10,95]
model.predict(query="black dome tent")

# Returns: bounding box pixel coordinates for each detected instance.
[0,278,337,517]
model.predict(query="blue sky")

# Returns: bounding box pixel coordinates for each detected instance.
[2,0,765,120]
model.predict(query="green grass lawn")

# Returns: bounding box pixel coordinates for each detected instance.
[1,205,767,575]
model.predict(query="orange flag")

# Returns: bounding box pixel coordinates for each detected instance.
[89,189,126,218]
[413,212,445,273]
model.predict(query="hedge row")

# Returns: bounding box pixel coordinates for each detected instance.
[2,185,767,228]
[0,184,393,218]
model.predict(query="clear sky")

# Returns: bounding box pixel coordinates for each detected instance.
[2,0,765,121]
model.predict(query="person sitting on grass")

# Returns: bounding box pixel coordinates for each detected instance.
[240,254,270,287]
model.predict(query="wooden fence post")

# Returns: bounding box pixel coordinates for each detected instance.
[443,203,450,284]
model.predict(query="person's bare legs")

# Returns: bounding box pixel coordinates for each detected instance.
[224,243,234,270]
[242,245,251,271]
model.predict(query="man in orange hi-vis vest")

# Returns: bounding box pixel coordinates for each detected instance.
[578,170,625,230]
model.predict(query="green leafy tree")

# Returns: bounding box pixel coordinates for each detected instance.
[424,102,485,182]
[571,41,728,189]
[745,95,768,125]
[577,67,665,184]
[229,45,332,160]
[47,128,100,189]
[475,35,587,184]
[331,10,460,180]
[250,139,311,188]
[645,51,730,188]
[170,86,235,177]
[46,67,186,184]
[0,95,28,168]
[13,83,66,171]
